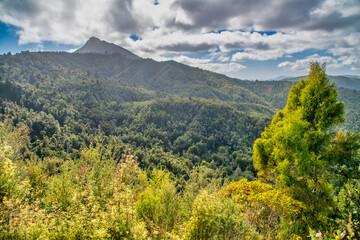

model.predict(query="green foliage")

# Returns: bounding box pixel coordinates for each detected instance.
[135,169,179,238]
[1,122,252,239]
[338,179,360,239]
[0,143,149,239]
[253,62,360,235]
[238,77,360,132]
[221,178,303,239]
[0,79,263,178]
[0,49,359,240]
[0,122,30,202]
[337,87,360,132]
[185,190,252,240]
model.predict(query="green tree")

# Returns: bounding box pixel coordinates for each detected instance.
[338,179,360,239]
[253,62,359,234]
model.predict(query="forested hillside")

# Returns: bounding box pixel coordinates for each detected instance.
[0,47,359,178]
[0,43,359,239]
[238,80,360,132]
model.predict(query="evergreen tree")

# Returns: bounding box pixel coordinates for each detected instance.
[253,62,360,234]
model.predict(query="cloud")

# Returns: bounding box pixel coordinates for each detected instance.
[308,0,360,31]
[338,56,360,70]
[105,0,140,33]
[0,0,359,73]
[159,42,215,52]
[0,0,159,45]
[171,55,246,75]
[205,62,247,73]
[232,49,284,62]
[278,54,343,71]
[171,0,359,33]
[1,0,358,43]
[172,55,210,65]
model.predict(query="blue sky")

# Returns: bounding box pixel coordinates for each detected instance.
[0,22,79,53]
[0,0,359,80]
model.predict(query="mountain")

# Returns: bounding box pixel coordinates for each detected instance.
[0,37,359,173]
[270,75,295,81]
[0,43,274,179]
[343,75,360,79]
[1,37,359,240]
[75,36,140,60]
[0,47,270,112]
[75,37,360,91]
[282,75,360,90]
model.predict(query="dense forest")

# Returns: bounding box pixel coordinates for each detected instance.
[0,45,359,239]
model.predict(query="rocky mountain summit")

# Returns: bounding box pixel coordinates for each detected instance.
[75,36,140,60]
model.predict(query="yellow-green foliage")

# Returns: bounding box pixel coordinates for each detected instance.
[0,122,30,202]
[185,190,253,240]
[338,180,360,239]
[221,178,303,238]
[1,121,256,239]
[0,129,148,239]
[0,86,357,240]
[135,169,180,239]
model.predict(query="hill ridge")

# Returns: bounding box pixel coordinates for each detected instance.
[75,36,140,60]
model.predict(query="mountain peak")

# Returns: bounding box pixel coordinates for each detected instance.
[87,36,102,43]
[75,36,140,60]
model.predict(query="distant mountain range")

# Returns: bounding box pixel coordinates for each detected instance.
[0,37,359,133]
[280,75,360,91]
[76,37,360,90]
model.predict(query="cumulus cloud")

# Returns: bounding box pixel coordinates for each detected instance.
[278,54,343,71]
[171,0,359,33]
[170,55,246,75]
[232,49,284,62]
[0,0,359,74]
[0,0,158,45]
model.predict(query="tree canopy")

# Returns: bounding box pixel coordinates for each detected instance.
[253,62,360,234]
[1,51,360,239]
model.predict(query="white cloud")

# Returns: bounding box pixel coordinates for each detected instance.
[0,0,359,74]
[172,55,210,65]
[204,62,247,73]
[339,56,360,70]
[232,49,284,62]
[170,55,246,75]
[278,54,343,71]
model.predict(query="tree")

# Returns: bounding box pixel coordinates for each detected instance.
[253,62,359,234]
[338,179,360,239]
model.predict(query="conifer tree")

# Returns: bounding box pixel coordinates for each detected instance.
[253,62,359,233]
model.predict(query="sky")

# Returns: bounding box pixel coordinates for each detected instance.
[0,0,359,80]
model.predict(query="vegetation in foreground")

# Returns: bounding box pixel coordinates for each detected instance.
[0,63,359,239]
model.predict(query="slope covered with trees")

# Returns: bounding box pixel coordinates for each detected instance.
[0,48,276,180]
[0,36,359,239]
[0,62,358,239]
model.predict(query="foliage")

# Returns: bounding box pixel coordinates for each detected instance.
[0,69,266,179]
[185,190,253,240]
[338,179,360,239]
[0,51,359,239]
[0,121,30,202]
[221,178,303,238]
[253,62,360,235]
[135,169,179,238]
[0,122,257,239]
